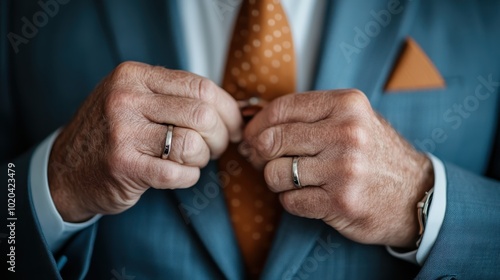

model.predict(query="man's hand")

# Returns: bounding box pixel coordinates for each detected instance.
[242,90,434,248]
[48,61,243,222]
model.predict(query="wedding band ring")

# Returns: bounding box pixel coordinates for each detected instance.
[292,156,302,188]
[161,125,174,159]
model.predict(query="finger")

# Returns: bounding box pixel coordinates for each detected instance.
[244,92,328,139]
[164,126,210,167]
[249,122,329,161]
[136,155,201,189]
[136,124,210,167]
[279,187,330,219]
[138,65,243,142]
[264,157,325,193]
[140,95,229,158]
[245,90,363,139]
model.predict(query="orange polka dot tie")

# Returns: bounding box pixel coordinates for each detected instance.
[218,0,296,278]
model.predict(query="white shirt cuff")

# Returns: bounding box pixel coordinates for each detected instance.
[29,129,102,253]
[387,153,447,265]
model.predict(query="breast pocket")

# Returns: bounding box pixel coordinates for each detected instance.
[375,76,498,173]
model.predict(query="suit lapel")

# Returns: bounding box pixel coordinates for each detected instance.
[313,0,419,107]
[97,0,186,68]
[261,213,326,280]
[174,162,244,280]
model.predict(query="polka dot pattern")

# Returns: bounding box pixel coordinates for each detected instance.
[222,0,296,102]
[218,0,296,278]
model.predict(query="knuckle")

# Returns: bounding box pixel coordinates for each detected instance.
[335,89,370,115]
[184,169,201,188]
[163,166,200,189]
[257,127,282,159]
[181,130,203,163]
[342,121,369,149]
[191,102,218,131]
[346,89,369,107]
[195,78,218,102]
[169,69,188,78]
[170,70,197,91]
[280,192,296,212]
[103,90,140,121]
[159,165,180,186]
[267,98,286,124]
[264,162,281,190]
[113,61,132,77]
[113,61,141,79]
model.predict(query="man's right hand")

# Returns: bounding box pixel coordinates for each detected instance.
[48,61,243,222]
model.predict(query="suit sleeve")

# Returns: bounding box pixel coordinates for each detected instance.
[416,161,500,279]
[1,1,97,278]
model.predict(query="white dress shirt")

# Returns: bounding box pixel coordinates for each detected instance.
[29,0,445,266]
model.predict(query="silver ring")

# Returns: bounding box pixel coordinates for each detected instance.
[161,125,174,159]
[292,156,302,188]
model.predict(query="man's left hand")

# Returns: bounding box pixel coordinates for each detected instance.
[242,90,434,248]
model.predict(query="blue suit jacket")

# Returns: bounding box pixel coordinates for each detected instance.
[2,0,500,279]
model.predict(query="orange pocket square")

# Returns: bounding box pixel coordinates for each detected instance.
[385,37,445,92]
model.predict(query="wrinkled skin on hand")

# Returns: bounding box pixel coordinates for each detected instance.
[243,90,434,248]
[48,61,243,222]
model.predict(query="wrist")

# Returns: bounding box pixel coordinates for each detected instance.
[48,133,95,223]
[48,167,95,223]
[410,153,435,245]
[396,152,435,249]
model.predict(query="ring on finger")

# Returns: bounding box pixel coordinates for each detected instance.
[161,124,174,160]
[292,156,302,188]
